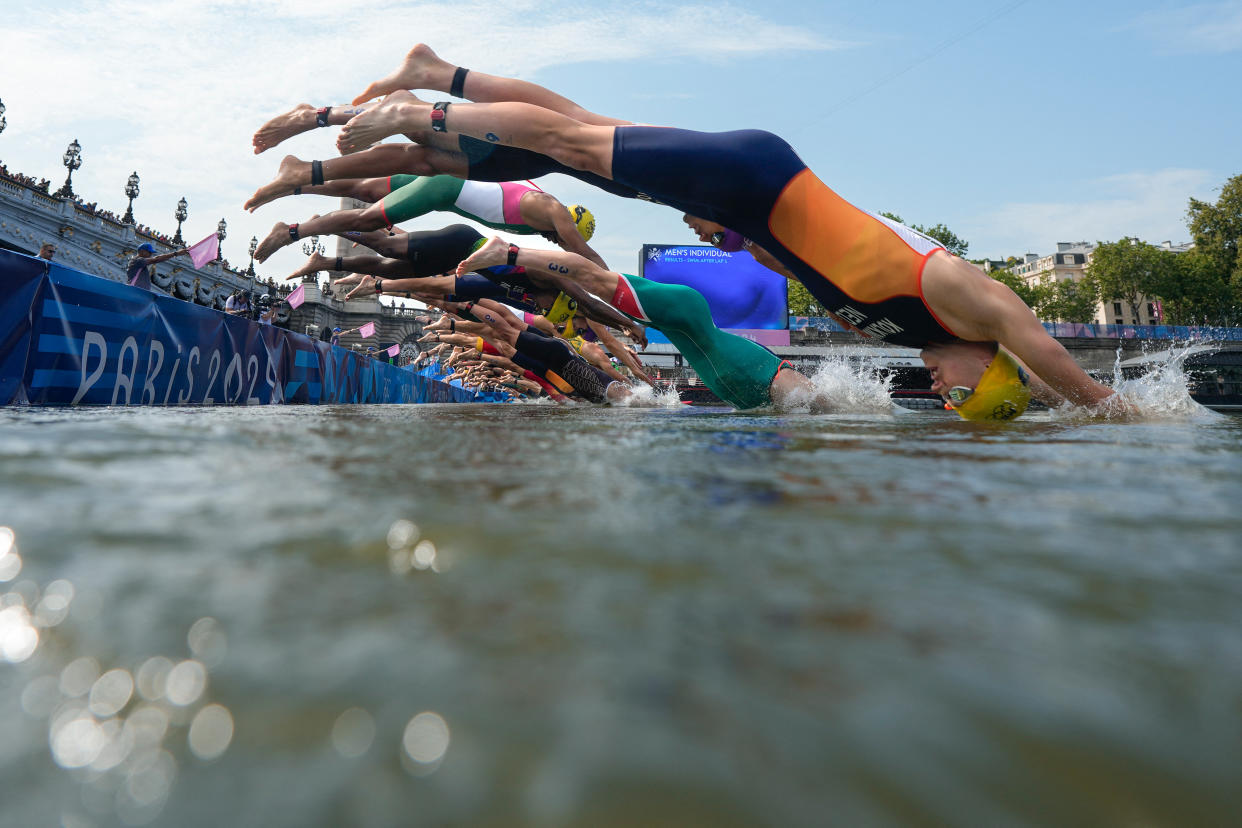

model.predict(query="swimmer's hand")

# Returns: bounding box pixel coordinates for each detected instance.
[624,325,648,350]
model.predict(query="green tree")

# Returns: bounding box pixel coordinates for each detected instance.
[1083,239,1171,323]
[990,267,1048,312]
[878,211,970,258]
[786,280,824,316]
[1042,276,1099,323]
[1186,173,1242,282]
[1151,250,1234,325]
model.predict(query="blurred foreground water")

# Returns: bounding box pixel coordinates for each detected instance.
[1,400,1240,827]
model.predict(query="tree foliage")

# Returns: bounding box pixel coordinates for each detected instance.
[786,279,824,316]
[879,212,970,258]
[1042,276,1100,323]
[1083,239,1170,323]
[1187,173,1242,283]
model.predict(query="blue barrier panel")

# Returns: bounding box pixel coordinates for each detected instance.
[1041,321,1242,341]
[0,249,495,406]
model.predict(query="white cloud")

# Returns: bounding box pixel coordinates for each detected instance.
[965,169,1215,258]
[1128,1,1242,54]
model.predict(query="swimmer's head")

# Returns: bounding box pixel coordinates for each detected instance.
[567,204,595,242]
[682,214,744,250]
[137,242,156,256]
[922,342,1030,422]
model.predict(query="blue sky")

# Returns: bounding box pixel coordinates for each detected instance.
[1,0,1239,279]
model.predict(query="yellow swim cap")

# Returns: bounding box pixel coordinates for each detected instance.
[568,204,595,242]
[947,350,1031,421]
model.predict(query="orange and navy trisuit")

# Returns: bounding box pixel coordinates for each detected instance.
[610,127,958,348]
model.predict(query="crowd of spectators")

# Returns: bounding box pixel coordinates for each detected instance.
[0,163,52,193]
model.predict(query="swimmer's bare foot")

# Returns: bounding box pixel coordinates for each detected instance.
[285,252,331,281]
[245,155,311,212]
[456,236,510,276]
[253,104,319,154]
[352,43,454,105]
[254,222,294,263]
[337,91,426,154]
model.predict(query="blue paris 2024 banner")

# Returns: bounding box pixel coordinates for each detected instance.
[639,244,789,347]
[0,248,489,406]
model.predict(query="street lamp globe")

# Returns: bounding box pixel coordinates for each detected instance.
[122,171,140,224]
[173,197,188,244]
[55,139,83,198]
[216,218,227,262]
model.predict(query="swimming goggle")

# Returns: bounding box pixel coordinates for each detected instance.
[945,386,975,405]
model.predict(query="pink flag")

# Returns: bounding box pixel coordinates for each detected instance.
[188,233,219,269]
[359,321,376,338]
[387,343,400,357]
[286,284,306,309]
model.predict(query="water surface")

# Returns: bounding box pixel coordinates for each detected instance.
[1,402,1240,827]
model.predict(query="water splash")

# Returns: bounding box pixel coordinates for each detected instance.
[776,358,897,414]
[612,382,684,408]
[1053,341,1222,423]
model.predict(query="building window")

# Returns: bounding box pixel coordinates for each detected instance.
[1113,302,1123,315]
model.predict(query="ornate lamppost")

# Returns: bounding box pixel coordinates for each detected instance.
[0,98,7,134]
[216,218,227,262]
[301,236,325,280]
[173,197,188,244]
[55,139,82,198]
[247,236,258,277]
[122,171,140,224]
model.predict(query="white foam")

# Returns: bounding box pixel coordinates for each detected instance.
[776,358,897,414]
[612,382,684,408]
[1051,340,1223,423]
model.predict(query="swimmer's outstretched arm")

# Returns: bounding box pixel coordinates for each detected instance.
[455,237,644,346]
[926,263,1125,413]
[583,319,654,387]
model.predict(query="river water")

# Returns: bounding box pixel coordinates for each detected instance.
[1,364,1240,826]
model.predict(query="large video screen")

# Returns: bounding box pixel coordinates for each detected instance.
[639,244,788,330]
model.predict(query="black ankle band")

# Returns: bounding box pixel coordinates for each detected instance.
[311,160,324,186]
[430,101,451,133]
[450,67,468,98]
[288,223,300,241]
[335,256,343,272]
[315,106,332,127]
[507,244,519,267]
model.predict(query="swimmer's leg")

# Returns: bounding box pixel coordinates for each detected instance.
[254,206,387,262]
[353,43,631,127]
[624,277,786,410]
[253,102,372,154]
[340,100,615,179]
[375,174,466,226]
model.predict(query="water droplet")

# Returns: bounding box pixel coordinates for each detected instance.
[50,714,106,769]
[412,540,436,571]
[188,704,234,761]
[164,661,207,707]
[60,657,101,698]
[89,669,135,718]
[330,707,375,759]
[387,520,419,550]
[0,605,39,663]
[187,618,227,668]
[135,657,173,702]
[402,711,450,766]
